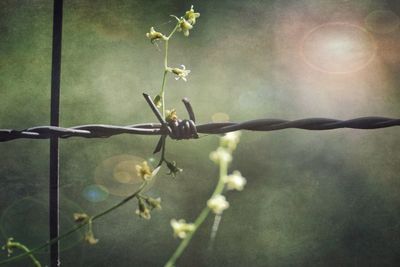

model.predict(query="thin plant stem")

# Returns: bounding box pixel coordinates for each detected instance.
[0,182,148,266]
[161,70,168,119]
[158,22,180,166]
[159,22,179,118]
[3,240,42,267]
[165,160,228,267]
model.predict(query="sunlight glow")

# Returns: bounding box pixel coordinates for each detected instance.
[301,23,377,74]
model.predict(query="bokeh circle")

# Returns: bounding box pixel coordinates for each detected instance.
[94,154,148,197]
[301,22,377,74]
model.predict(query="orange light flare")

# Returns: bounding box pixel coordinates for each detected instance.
[300,22,377,74]
[94,155,155,197]
[272,9,397,117]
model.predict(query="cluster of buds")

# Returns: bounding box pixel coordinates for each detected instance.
[208,132,247,215]
[209,147,233,164]
[145,5,200,41]
[223,171,247,191]
[145,27,167,43]
[165,109,178,122]
[84,230,99,245]
[146,6,200,82]
[135,195,162,220]
[172,5,200,37]
[207,195,230,214]
[210,131,242,164]
[135,161,154,181]
[206,170,247,215]
[170,219,195,239]
[220,132,242,152]
[207,171,247,215]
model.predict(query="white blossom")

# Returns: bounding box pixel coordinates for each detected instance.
[220,131,241,151]
[135,161,152,181]
[145,27,167,43]
[177,18,193,37]
[207,195,229,214]
[223,171,247,191]
[168,65,191,81]
[170,219,195,239]
[135,207,151,220]
[209,147,232,164]
[185,5,200,25]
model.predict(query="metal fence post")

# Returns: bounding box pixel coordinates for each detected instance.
[50,0,63,266]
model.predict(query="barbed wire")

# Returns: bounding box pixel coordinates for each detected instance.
[1,94,399,142]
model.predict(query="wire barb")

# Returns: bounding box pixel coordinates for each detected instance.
[167,96,199,140]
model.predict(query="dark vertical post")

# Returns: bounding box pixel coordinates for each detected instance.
[50,0,63,266]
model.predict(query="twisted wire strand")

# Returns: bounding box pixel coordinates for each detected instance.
[0,117,399,142]
[1,94,399,142]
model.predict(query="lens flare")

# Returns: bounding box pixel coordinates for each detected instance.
[211,112,230,122]
[82,184,109,202]
[94,154,148,197]
[301,23,377,74]
[147,157,157,168]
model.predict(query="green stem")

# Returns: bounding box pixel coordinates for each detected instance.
[157,22,180,166]
[165,160,228,267]
[161,70,168,119]
[159,22,179,118]
[0,182,148,266]
[3,239,42,267]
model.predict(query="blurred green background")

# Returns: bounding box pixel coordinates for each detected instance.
[1,0,400,266]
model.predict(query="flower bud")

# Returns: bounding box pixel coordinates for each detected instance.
[84,231,99,245]
[135,161,153,181]
[185,5,200,25]
[207,195,230,214]
[170,219,195,239]
[146,197,162,210]
[136,198,151,220]
[223,171,247,191]
[209,147,232,164]
[73,213,89,223]
[146,27,167,43]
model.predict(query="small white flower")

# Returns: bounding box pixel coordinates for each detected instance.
[136,198,151,220]
[135,161,153,181]
[223,171,247,191]
[145,27,167,43]
[207,195,229,214]
[185,5,200,25]
[177,18,193,37]
[135,207,151,220]
[84,231,99,245]
[209,147,232,164]
[146,197,162,210]
[170,219,195,239]
[168,65,191,82]
[220,131,241,151]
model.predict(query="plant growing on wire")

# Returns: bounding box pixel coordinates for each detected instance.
[0,6,247,267]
